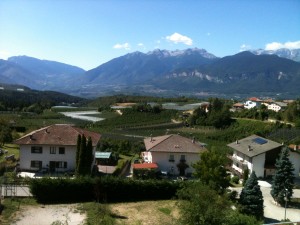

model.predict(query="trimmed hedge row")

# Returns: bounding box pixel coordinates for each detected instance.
[29,177,180,203]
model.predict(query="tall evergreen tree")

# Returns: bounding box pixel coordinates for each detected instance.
[77,134,87,176]
[75,134,81,175]
[85,137,93,174]
[239,171,264,220]
[271,147,295,205]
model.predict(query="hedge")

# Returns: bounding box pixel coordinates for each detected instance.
[29,176,180,203]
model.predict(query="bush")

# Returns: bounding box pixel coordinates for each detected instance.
[231,176,240,184]
[30,176,180,204]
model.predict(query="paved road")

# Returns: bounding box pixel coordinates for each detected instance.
[231,181,300,222]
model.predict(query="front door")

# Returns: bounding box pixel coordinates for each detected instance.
[49,161,56,172]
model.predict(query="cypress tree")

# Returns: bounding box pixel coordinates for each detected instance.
[77,134,87,176]
[86,137,93,175]
[239,171,264,220]
[271,147,295,205]
[75,134,81,175]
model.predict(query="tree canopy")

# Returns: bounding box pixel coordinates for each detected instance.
[193,147,230,193]
[177,182,260,225]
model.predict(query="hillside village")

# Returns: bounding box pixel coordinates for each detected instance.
[0,94,300,224]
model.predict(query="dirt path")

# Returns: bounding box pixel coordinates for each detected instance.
[12,204,86,225]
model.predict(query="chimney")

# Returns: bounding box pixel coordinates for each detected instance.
[29,135,33,140]
[248,145,251,151]
[236,140,239,144]
[192,137,195,143]
[294,145,297,151]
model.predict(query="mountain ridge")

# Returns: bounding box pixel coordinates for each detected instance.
[1,48,300,98]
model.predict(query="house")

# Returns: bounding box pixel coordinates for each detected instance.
[267,102,288,112]
[227,135,283,178]
[230,103,244,112]
[244,100,261,109]
[142,134,207,176]
[14,124,101,173]
[288,144,300,177]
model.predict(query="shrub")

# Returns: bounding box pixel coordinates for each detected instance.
[231,176,239,184]
[30,176,180,204]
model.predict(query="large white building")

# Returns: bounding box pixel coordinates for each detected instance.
[227,135,283,178]
[142,134,206,176]
[15,124,101,173]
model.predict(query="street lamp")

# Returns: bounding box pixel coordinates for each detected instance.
[284,188,288,221]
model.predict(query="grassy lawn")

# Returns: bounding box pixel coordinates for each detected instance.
[0,144,20,162]
[0,198,37,225]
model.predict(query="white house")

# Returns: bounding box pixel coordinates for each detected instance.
[14,124,101,173]
[267,102,288,112]
[244,100,260,109]
[142,134,207,176]
[288,144,300,177]
[227,135,283,178]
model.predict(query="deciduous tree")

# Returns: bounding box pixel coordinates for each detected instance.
[193,147,230,193]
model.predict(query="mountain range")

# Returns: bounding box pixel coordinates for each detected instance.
[1,48,300,98]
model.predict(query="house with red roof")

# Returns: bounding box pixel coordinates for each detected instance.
[14,124,101,173]
[142,134,207,176]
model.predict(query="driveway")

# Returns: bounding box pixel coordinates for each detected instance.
[231,180,300,222]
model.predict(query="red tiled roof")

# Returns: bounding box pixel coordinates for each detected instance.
[14,124,101,146]
[132,163,158,169]
[289,144,300,151]
[144,134,206,153]
[249,97,261,102]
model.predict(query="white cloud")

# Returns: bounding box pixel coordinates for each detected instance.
[206,32,211,36]
[166,32,193,46]
[137,43,144,47]
[265,40,300,51]
[113,43,131,50]
[239,44,251,52]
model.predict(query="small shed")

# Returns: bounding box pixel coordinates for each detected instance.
[95,152,113,165]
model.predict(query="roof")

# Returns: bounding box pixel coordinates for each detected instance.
[132,163,158,169]
[227,135,282,158]
[274,102,288,107]
[233,103,244,107]
[95,152,112,159]
[14,124,101,146]
[144,134,206,153]
[249,97,261,102]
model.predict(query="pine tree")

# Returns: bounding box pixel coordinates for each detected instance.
[239,171,264,220]
[271,147,295,205]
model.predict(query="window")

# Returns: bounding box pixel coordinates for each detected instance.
[56,161,67,168]
[59,147,65,154]
[180,155,186,162]
[50,147,56,154]
[169,154,175,162]
[31,160,42,168]
[31,146,42,154]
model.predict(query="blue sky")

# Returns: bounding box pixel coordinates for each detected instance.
[0,0,299,70]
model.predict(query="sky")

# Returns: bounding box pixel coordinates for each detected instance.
[0,0,300,70]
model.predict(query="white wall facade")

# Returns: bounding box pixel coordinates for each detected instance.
[268,103,281,112]
[289,151,300,178]
[147,151,200,176]
[19,144,77,172]
[251,153,266,178]
[244,101,258,109]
